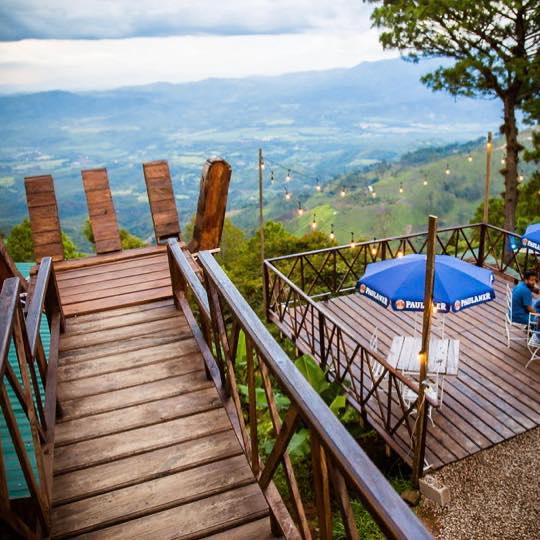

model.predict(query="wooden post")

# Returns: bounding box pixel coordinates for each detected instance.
[412,215,437,485]
[258,149,265,265]
[483,132,493,224]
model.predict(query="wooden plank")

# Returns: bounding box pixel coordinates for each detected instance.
[143,160,181,243]
[59,329,191,365]
[55,386,222,446]
[76,483,269,540]
[60,276,171,305]
[59,316,182,352]
[24,175,64,262]
[52,455,256,538]
[189,157,232,252]
[52,430,242,505]
[53,407,233,474]
[62,285,172,317]
[205,518,275,540]
[81,168,122,254]
[58,354,205,402]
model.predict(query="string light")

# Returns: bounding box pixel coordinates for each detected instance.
[350,232,355,248]
[467,154,473,163]
[518,173,524,183]
[445,164,450,175]
[284,187,291,201]
[311,213,317,230]
[501,156,506,166]
[315,178,321,192]
[371,191,377,198]
[329,224,335,240]
[340,187,346,197]
[368,185,373,193]
[260,158,265,170]
[270,170,275,183]
[423,174,428,186]
[399,182,404,194]
[286,169,291,182]
[297,201,304,216]
[397,249,404,258]
[371,238,377,257]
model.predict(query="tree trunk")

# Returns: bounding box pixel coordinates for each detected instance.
[502,97,520,232]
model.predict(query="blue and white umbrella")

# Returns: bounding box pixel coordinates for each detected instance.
[521,223,540,253]
[356,254,495,313]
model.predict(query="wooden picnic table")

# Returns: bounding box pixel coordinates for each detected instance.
[387,335,460,376]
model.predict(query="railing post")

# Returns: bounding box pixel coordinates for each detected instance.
[263,261,271,323]
[319,309,327,371]
[477,223,487,267]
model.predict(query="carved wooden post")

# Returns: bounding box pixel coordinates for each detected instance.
[412,215,437,485]
[189,157,232,253]
[483,132,493,224]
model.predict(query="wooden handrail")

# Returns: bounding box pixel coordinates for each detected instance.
[0,259,64,538]
[190,249,431,540]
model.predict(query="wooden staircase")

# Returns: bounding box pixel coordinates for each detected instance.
[51,298,273,539]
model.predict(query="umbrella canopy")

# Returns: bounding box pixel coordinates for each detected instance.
[522,223,540,253]
[357,254,495,313]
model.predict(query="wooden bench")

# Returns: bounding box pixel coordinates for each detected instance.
[81,168,122,254]
[24,174,64,262]
[142,160,181,244]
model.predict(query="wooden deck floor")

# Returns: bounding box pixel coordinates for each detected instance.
[293,279,540,471]
[48,252,274,539]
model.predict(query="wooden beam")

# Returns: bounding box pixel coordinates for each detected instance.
[0,238,28,290]
[189,158,231,253]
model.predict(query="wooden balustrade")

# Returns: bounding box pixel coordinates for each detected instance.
[167,241,431,540]
[0,258,64,538]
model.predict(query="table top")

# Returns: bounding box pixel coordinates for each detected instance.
[387,335,460,376]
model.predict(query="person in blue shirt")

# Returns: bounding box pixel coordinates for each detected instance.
[511,270,540,325]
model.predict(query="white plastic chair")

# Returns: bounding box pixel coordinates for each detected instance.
[505,283,528,347]
[369,327,388,391]
[526,313,540,368]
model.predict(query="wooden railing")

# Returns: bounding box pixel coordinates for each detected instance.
[167,240,431,540]
[263,223,539,477]
[0,258,64,539]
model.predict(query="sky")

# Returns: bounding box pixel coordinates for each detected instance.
[0,0,398,92]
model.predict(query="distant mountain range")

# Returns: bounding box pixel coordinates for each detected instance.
[0,57,504,248]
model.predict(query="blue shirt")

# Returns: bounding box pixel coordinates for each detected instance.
[511,282,533,324]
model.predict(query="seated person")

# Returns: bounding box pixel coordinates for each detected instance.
[511,270,540,326]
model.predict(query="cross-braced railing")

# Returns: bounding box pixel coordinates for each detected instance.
[167,240,431,540]
[263,223,539,476]
[0,258,64,539]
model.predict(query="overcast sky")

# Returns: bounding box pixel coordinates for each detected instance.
[0,1,398,92]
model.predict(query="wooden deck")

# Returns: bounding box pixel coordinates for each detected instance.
[309,278,540,470]
[48,251,274,539]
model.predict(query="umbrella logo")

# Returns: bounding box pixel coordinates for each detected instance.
[454,300,462,311]
[395,299,405,310]
[359,283,366,294]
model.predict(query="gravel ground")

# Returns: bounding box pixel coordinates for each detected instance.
[419,427,540,540]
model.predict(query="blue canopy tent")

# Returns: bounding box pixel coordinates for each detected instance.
[356,254,495,313]
[522,223,540,253]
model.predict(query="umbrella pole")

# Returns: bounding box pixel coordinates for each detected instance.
[412,215,438,485]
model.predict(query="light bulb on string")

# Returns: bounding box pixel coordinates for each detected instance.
[311,213,317,230]
[270,170,275,183]
[423,174,428,186]
[501,156,506,166]
[297,201,304,216]
[315,178,321,192]
[340,187,346,197]
[260,158,265,170]
[371,238,377,257]
[350,232,355,248]
[445,164,450,175]
[518,173,524,183]
[284,187,291,201]
[467,154,473,163]
[329,224,335,240]
[397,249,404,258]
[399,182,404,194]
[286,169,291,182]
[371,191,377,198]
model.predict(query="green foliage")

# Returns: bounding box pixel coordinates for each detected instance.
[332,499,385,540]
[6,219,83,261]
[83,218,146,250]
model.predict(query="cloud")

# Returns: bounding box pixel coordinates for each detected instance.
[0,1,374,41]
[0,30,397,92]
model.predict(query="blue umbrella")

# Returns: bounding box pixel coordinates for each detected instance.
[356,254,495,313]
[522,223,540,253]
